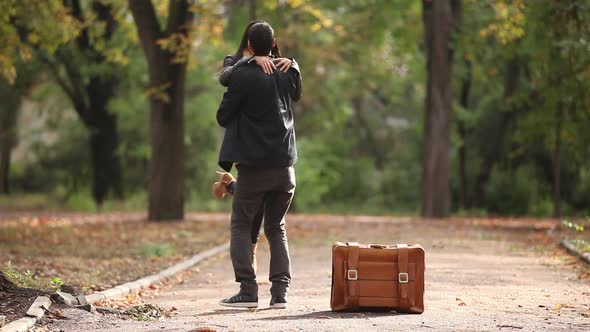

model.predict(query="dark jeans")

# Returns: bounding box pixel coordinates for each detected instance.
[230,165,295,297]
[251,205,263,244]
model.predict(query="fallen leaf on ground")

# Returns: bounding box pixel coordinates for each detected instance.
[191,328,217,332]
[47,308,66,319]
[581,312,590,318]
[455,297,462,301]
[458,302,467,306]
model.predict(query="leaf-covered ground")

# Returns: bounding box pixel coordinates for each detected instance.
[40,217,590,332]
[0,217,229,293]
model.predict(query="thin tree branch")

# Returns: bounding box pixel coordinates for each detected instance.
[36,53,74,102]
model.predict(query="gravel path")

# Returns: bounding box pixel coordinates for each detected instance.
[43,220,590,332]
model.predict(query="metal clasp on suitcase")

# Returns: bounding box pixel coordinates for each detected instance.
[398,272,409,283]
[347,270,358,280]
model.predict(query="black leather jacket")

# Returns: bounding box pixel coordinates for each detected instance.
[216,61,302,172]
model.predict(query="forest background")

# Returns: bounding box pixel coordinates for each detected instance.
[1,0,589,219]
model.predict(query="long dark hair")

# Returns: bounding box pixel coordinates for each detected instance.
[225,20,281,65]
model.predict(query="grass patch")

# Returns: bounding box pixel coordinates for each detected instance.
[140,242,175,258]
[570,239,590,253]
[1,261,64,291]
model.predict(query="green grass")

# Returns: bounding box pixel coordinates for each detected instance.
[571,239,590,253]
[2,261,63,291]
[140,242,176,258]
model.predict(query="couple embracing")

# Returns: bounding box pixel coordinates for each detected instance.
[214,21,302,309]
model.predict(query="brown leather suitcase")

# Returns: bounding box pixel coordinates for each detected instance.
[330,242,425,313]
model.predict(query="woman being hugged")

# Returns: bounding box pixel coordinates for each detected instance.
[218,20,298,87]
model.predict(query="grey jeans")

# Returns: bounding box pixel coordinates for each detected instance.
[230,165,296,297]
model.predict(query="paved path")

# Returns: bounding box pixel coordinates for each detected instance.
[46,220,590,332]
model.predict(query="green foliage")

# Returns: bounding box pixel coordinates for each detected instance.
[3,0,590,217]
[562,220,586,232]
[0,0,80,82]
[49,276,64,289]
[2,261,63,290]
[569,239,590,253]
[140,242,175,259]
[293,137,343,211]
[3,261,34,286]
[484,165,549,216]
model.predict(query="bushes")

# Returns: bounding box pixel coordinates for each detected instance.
[484,165,552,216]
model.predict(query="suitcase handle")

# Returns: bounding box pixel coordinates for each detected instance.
[369,244,388,249]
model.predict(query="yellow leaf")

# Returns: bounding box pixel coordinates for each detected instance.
[27,32,40,44]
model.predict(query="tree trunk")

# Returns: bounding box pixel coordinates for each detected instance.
[457,58,471,209]
[249,0,257,21]
[352,96,385,169]
[0,124,15,194]
[472,58,520,207]
[552,104,564,218]
[421,0,460,218]
[87,76,123,205]
[0,134,13,194]
[129,0,193,221]
[37,0,124,207]
[147,59,187,221]
[0,84,21,195]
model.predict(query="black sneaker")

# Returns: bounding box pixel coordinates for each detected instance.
[219,293,258,308]
[269,294,287,309]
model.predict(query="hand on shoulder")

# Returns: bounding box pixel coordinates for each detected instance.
[273,57,294,73]
[252,56,275,74]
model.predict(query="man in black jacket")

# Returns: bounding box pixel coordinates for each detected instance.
[217,21,302,309]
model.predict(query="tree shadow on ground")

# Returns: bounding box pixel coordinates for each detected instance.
[194,309,402,320]
[251,310,400,321]
[193,308,253,317]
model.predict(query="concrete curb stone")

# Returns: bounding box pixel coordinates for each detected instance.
[560,239,590,265]
[0,296,50,332]
[0,317,36,332]
[0,242,229,332]
[25,296,50,319]
[51,291,77,306]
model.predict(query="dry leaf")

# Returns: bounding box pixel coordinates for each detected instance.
[458,302,467,306]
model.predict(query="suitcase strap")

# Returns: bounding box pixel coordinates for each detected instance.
[397,244,411,312]
[346,242,360,309]
[346,243,412,312]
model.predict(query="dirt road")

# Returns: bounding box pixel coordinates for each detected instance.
[44,219,590,332]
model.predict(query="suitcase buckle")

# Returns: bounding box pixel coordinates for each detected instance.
[398,272,409,283]
[347,270,358,280]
